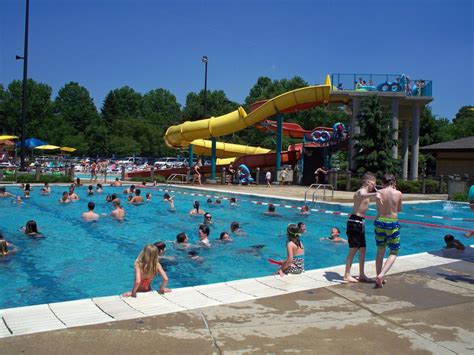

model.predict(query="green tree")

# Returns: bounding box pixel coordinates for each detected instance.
[54,82,99,132]
[142,88,181,127]
[1,79,54,138]
[101,86,142,125]
[85,119,109,157]
[181,90,239,120]
[450,106,474,139]
[354,95,399,176]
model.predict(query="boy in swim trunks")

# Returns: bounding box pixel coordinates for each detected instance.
[344,172,380,283]
[374,173,402,288]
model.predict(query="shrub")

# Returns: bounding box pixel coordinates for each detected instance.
[452,193,467,202]
[396,180,421,193]
[3,173,72,183]
[129,175,166,184]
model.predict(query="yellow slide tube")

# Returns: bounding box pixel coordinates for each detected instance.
[164,83,331,157]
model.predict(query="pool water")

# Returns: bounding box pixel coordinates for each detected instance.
[0,185,472,309]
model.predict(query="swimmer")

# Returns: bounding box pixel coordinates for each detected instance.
[40,182,51,195]
[68,186,80,201]
[111,177,122,187]
[229,197,238,207]
[198,224,211,247]
[207,198,213,205]
[264,204,280,216]
[82,201,99,221]
[122,244,171,297]
[277,224,305,276]
[111,199,125,220]
[0,187,15,198]
[23,189,30,199]
[87,185,94,196]
[129,189,144,204]
[96,183,103,193]
[59,191,71,204]
[219,231,232,242]
[163,193,175,209]
[300,205,310,215]
[320,227,347,243]
[203,213,213,226]
[187,250,203,262]
[75,177,82,186]
[154,241,176,264]
[146,192,152,201]
[215,198,222,205]
[230,221,245,236]
[123,185,136,195]
[444,234,465,250]
[22,220,43,238]
[24,183,31,192]
[297,222,306,235]
[189,201,205,215]
[0,232,16,256]
[11,196,23,205]
[176,232,190,247]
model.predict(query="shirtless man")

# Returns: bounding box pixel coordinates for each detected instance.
[374,173,402,288]
[129,189,144,204]
[82,201,99,221]
[111,178,122,187]
[344,172,380,283]
[0,187,15,198]
[68,186,80,200]
[123,185,135,195]
[111,199,125,220]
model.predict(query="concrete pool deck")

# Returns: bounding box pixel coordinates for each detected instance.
[1,247,473,354]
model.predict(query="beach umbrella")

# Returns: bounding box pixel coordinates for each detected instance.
[34,145,61,150]
[16,138,47,149]
[60,146,77,153]
[0,135,19,140]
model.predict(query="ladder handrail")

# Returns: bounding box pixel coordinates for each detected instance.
[166,173,188,185]
[304,183,334,202]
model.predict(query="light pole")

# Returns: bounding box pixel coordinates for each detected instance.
[17,0,30,170]
[202,56,216,183]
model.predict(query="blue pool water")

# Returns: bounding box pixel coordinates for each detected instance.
[0,185,472,309]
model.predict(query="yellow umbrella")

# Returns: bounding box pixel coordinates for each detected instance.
[34,145,61,150]
[0,135,19,140]
[60,146,77,153]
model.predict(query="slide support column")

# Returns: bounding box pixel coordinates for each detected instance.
[349,97,361,171]
[391,97,399,159]
[276,113,283,175]
[401,121,409,179]
[410,103,421,180]
[210,137,217,183]
[188,145,193,167]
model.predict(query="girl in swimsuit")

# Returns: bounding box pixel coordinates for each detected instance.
[278,224,305,276]
[123,244,171,297]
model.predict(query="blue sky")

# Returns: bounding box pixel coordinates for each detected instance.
[1,0,472,119]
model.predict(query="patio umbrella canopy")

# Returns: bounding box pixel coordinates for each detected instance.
[16,138,47,149]
[34,145,61,150]
[0,135,19,140]
[60,147,77,153]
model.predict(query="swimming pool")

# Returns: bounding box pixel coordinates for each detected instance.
[0,185,472,309]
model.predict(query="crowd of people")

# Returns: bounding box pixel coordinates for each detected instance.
[1,171,471,297]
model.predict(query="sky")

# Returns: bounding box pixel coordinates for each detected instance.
[1,0,473,120]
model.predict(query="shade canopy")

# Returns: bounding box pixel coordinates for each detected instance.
[60,146,77,153]
[16,138,47,149]
[0,135,19,140]
[34,145,61,150]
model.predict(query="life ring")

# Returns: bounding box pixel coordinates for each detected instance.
[379,83,391,92]
[238,164,254,184]
[468,185,474,202]
[311,130,330,143]
[391,83,401,92]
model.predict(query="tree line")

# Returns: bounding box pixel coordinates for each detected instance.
[1,77,472,175]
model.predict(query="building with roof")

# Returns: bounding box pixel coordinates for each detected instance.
[420,136,474,176]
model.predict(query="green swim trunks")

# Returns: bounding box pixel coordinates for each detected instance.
[374,217,400,255]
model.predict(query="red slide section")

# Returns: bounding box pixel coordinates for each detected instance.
[232,150,299,170]
[255,120,334,139]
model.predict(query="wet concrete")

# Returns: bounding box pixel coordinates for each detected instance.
[1,260,472,355]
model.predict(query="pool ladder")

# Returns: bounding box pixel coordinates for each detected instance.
[166,174,189,185]
[304,184,334,202]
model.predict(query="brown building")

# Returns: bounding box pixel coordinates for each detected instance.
[420,136,474,176]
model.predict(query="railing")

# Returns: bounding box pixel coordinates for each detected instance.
[304,183,334,202]
[331,73,433,97]
[166,174,188,185]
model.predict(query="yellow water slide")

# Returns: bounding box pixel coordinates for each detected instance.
[164,77,332,158]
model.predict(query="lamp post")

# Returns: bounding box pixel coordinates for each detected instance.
[17,0,30,171]
[202,56,216,183]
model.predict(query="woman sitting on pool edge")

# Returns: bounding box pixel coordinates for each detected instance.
[122,244,171,297]
[278,224,305,276]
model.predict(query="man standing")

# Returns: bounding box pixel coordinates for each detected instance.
[344,172,380,283]
[374,173,402,288]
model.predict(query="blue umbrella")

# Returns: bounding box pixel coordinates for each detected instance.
[16,138,47,149]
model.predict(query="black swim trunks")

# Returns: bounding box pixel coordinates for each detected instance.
[346,214,366,248]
